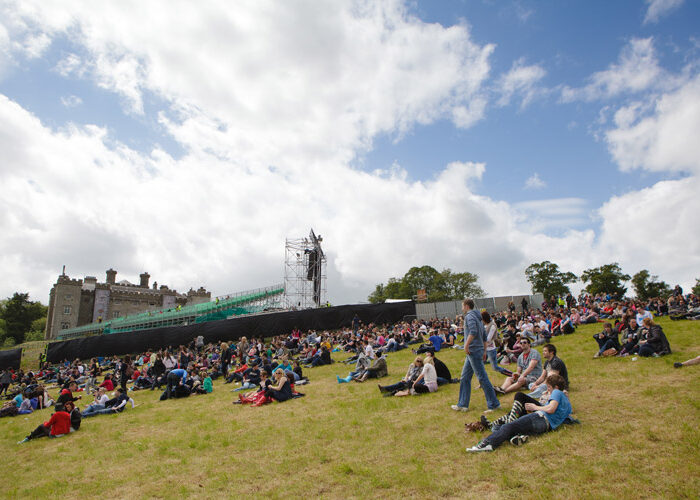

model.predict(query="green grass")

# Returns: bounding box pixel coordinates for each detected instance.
[2,317,699,499]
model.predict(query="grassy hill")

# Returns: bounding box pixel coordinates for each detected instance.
[2,318,698,498]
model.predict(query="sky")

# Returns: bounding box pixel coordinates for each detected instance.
[0,0,699,306]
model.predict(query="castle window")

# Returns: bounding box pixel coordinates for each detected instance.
[61,323,70,329]
[113,311,120,318]
[64,294,72,300]
[63,306,71,315]
[114,299,121,305]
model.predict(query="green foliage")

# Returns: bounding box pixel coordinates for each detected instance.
[368,265,484,303]
[580,263,631,299]
[631,270,671,300]
[0,292,48,345]
[524,261,577,299]
[693,278,700,296]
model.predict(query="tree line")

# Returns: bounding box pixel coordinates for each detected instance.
[525,261,700,301]
[0,293,47,347]
[368,262,700,303]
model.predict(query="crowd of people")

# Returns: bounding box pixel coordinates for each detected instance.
[1,285,696,452]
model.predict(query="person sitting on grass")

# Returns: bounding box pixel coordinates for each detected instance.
[527,343,568,398]
[378,357,423,397]
[82,388,131,417]
[581,308,599,324]
[232,363,261,392]
[84,387,109,412]
[337,351,370,383]
[303,345,332,368]
[423,351,455,385]
[99,374,115,392]
[495,338,542,395]
[618,318,641,356]
[593,322,620,358]
[414,329,443,354]
[466,374,572,452]
[634,317,672,357]
[193,370,213,394]
[264,368,293,403]
[394,356,438,396]
[352,353,388,382]
[18,400,76,444]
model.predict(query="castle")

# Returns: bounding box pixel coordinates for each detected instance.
[45,268,211,340]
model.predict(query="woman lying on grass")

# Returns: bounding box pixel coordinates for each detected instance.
[466,374,571,452]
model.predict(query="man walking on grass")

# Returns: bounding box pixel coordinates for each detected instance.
[452,298,500,413]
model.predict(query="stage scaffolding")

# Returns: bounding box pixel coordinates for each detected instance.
[284,229,327,309]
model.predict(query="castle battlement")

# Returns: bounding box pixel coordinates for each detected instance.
[45,268,209,340]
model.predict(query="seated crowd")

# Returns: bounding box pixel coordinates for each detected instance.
[1,285,694,451]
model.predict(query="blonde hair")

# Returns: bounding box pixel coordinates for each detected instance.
[423,357,434,366]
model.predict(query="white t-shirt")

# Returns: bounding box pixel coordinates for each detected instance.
[636,310,653,325]
[485,321,498,351]
[94,394,109,406]
[422,363,437,386]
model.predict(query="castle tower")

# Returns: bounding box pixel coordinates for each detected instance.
[139,272,150,288]
[106,268,117,285]
[45,274,84,340]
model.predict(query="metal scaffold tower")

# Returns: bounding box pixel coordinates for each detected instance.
[284,229,327,309]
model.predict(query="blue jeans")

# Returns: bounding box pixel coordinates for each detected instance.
[458,350,500,410]
[81,404,106,417]
[485,411,549,449]
[486,349,510,375]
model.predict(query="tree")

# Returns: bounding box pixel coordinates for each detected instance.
[580,263,631,299]
[367,266,485,303]
[439,269,484,301]
[1,293,48,345]
[524,261,577,300]
[693,278,700,296]
[631,270,671,300]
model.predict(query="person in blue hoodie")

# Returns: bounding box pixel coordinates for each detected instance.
[451,298,500,412]
[467,374,572,452]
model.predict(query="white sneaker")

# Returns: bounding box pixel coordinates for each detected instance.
[510,435,529,446]
[466,441,493,452]
[451,405,469,412]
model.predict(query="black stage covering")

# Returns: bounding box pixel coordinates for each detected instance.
[47,301,415,362]
[0,348,23,370]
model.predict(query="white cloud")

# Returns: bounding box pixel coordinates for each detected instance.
[60,95,83,108]
[0,0,698,308]
[496,58,546,108]
[524,172,546,190]
[605,74,700,174]
[643,0,684,24]
[514,198,589,231]
[561,38,664,102]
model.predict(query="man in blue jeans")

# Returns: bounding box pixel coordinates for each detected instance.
[451,298,500,412]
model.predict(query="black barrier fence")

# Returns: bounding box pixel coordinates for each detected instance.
[47,301,416,362]
[0,348,22,370]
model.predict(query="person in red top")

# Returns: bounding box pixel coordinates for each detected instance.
[18,401,74,443]
[99,374,115,391]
